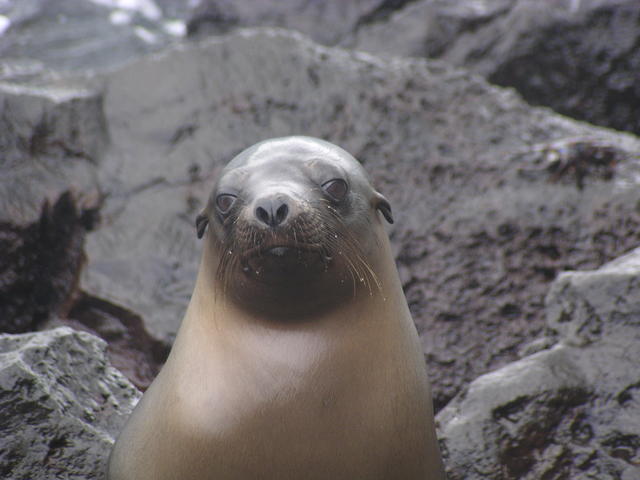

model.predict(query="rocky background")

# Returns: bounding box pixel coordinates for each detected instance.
[1,1,639,479]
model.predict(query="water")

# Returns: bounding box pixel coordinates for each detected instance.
[0,0,192,79]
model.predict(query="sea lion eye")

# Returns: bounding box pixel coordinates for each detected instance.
[216,194,237,214]
[322,179,348,201]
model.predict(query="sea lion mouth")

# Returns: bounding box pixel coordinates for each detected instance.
[241,242,326,259]
[240,242,331,283]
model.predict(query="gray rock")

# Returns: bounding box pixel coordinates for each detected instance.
[438,248,640,479]
[186,0,413,45]
[0,69,168,386]
[0,326,140,479]
[348,0,516,58]
[547,248,640,348]
[352,0,640,136]
[0,82,105,224]
[186,1,640,135]
[0,82,105,334]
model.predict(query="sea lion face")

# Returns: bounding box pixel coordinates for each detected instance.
[196,137,393,319]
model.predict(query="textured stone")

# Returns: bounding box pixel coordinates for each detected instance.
[438,248,640,480]
[352,0,640,136]
[187,1,640,135]
[348,0,516,59]
[547,249,640,348]
[0,82,106,224]
[186,0,413,45]
[0,192,96,334]
[0,327,140,479]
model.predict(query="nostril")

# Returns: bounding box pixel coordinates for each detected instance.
[275,203,289,225]
[254,196,291,227]
[255,206,270,225]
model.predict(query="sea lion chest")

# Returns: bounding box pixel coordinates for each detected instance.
[112,305,431,480]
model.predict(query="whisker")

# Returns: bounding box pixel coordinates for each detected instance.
[210,197,383,306]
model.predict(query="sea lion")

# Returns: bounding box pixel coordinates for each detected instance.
[107,136,446,479]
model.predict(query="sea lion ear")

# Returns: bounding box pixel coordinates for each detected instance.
[196,211,209,239]
[373,192,394,224]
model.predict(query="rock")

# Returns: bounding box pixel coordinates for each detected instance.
[186,0,414,45]
[438,248,640,480]
[0,185,168,390]
[547,248,640,348]
[0,76,167,388]
[0,327,140,479]
[0,82,106,224]
[348,0,516,59]
[59,294,170,391]
[351,0,640,136]
[0,192,97,334]
[186,1,640,135]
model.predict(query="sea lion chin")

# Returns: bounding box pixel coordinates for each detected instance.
[107,136,446,480]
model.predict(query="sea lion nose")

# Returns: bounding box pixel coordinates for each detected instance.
[254,194,290,227]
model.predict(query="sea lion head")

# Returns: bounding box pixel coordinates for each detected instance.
[195,136,393,319]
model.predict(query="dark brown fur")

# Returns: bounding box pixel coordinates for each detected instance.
[213,197,382,319]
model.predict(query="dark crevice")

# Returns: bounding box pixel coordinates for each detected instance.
[356,0,420,27]
[488,5,640,135]
[0,191,99,333]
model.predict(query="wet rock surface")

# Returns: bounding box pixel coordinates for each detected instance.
[0,327,140,479]
[438,248,640,480]
[0,0,190,79]
[0,192,96,334]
